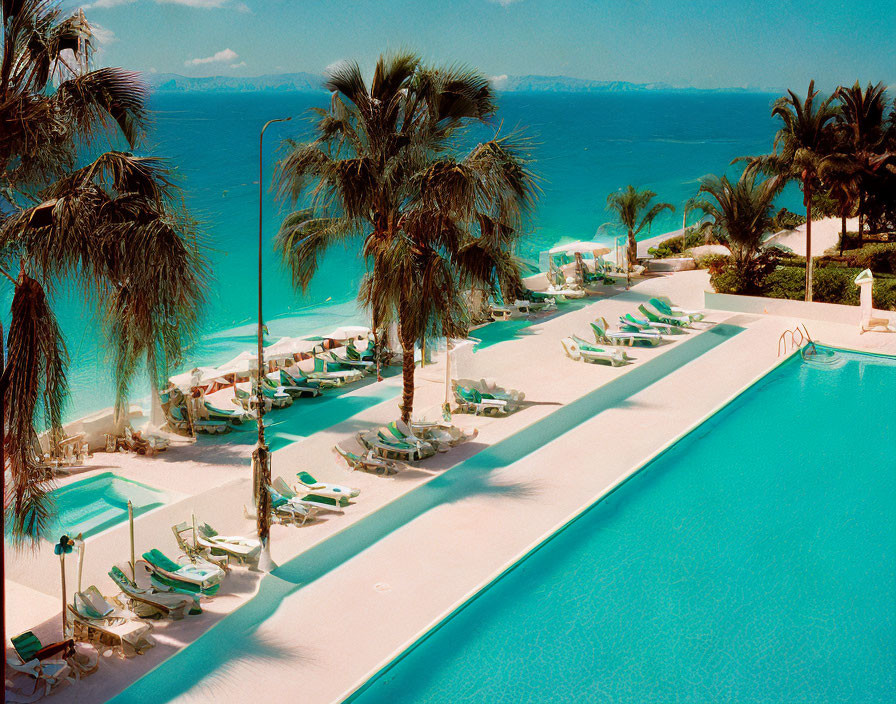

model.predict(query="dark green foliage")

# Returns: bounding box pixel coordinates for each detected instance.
[820,243,896,274]
[755,265,896,310]
[647,228,706,258]
[770,208,806,231]
[709,250,779,295]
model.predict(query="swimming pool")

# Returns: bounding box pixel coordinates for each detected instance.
[349,346,896,703]
[41,472,173,539]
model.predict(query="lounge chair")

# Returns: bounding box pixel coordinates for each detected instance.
[346,339,375,362]
[168,405,230,434]
[327,348,374,373]
[272,476,350,511]
[257,487,319,525]
[545,283,586,299]
[382,421,441,454]
[108,565,197,619]
[453,385,510,416]
[308,357,364,385]
[6,632,84,700]
[195,522,261,567]
[407,419,477,448]
[561,336,628,366]
[333,445,399,475]
[260,373,316,400]
[256,380,294,407]
[295,470,360,499]
[591,318,662,347]
[619,312,681,335]
[650,296,705,322]
[454,378,525,406]
[357,430,432,462]
[279,368,323,396]
[137,549,224,596]
[68,586,155,657]
[232,384,273,412]
[202,401,250,425]
[638,302,692,328]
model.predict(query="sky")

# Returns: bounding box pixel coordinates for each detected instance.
[76,0,896,91]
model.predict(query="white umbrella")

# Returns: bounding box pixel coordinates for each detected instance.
[264,336,317,362]
[547,241,611,257]
[322,325,370,342]
[168,366,224,392]
[215,350,259,378]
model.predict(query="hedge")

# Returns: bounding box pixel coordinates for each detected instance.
[761,265,896,309]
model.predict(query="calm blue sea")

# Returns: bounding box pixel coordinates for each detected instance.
[44,90,798,420]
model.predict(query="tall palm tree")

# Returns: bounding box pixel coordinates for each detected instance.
[818,153,860,254]
[605,185,674,268]
[276,53,537,422]
[834,81,890,240]
[1,1,208,544]
[689,172,783,277]
[741,81,838,301]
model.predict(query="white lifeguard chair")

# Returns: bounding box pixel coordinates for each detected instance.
[854,268,895,333]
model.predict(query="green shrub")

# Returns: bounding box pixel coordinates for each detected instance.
[841,243,896,275]
[763,266,805,300]
[771,208,806,231]
[648,228,707,259]
[696,253,728,270]
[812,267,860,305]
[709,251,778,295]
[873,279,896,310]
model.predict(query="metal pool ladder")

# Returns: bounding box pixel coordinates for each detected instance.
[777,323,814,357]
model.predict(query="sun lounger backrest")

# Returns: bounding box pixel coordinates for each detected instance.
[12,631,43,662]
[143,549,180,573]
[296,471,318,485]
[272,476,297,499]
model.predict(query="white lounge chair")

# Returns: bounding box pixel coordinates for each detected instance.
[561,337,628,366]
[68,586,155,657]
[294,471,360,499]
[333,445,400,475]
[592,318,662,347]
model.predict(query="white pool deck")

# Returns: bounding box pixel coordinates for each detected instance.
[6,270,896,704]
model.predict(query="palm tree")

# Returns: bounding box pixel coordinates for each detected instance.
[741,81,838,301]
[1,1,208,544]
[834,81,890,240]
[818,153,860,254]
[689,173,783,279]
[276,53,537,422]
[605,185,674,268]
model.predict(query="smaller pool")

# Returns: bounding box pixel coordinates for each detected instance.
[42,472,173,539]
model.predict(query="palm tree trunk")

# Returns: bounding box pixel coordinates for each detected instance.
[858,191,865,243]
[398,320,415,423]
[626,230,637,271]
[805,177,813,303]
[840,212,847,255]
[400,346,415,423]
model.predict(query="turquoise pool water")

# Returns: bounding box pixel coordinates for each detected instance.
[350,347,896,703]
[108,323,743,704]
[42,472,172,540]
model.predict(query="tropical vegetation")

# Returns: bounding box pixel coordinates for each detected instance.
[606,185,674,267]
[0,1,207,543]
[276,53,537,422]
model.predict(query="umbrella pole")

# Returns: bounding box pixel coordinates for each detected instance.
[60,551,67,635]
[128,500,135,580]
[77,542,84,593]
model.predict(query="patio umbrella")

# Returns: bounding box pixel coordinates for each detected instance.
[54,535,77,633]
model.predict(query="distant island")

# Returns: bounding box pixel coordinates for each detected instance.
[145,72,768,95]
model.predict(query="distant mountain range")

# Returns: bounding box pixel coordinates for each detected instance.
[145,72,764,95]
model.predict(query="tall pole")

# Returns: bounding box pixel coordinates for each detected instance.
[254,116,291,573]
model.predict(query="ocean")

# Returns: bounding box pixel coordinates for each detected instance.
[42,90,799,420]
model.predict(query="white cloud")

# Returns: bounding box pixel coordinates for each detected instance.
[89,23,118,44]
[185,48,238,66]
[230,61,247,69]
[490,74,509,89]
[82,0,136,8]
[84,0,247,9]
[489,0,523,5]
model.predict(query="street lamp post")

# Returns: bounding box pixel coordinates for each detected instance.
[253,116,291,573]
